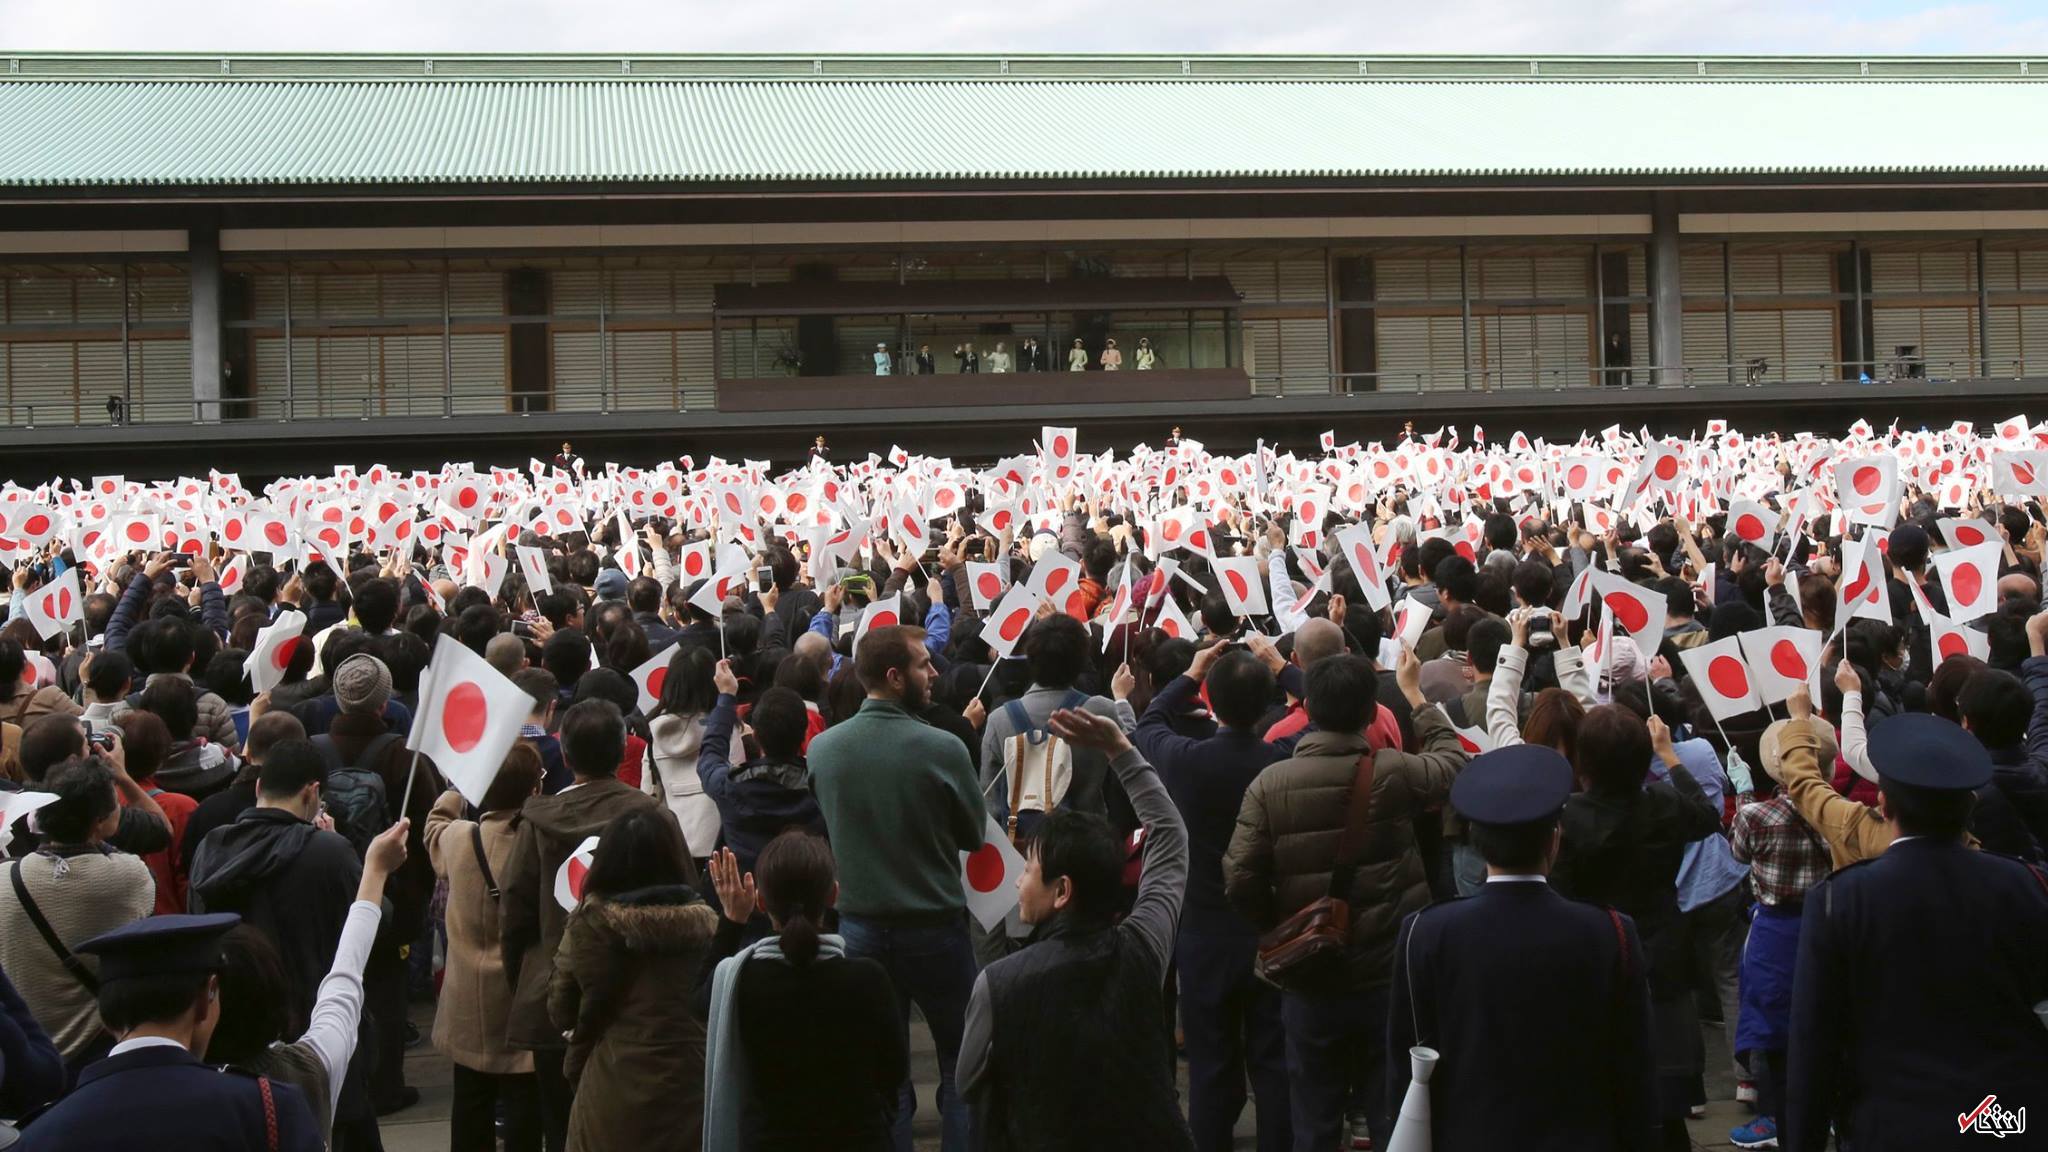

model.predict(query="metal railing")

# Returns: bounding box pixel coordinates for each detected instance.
[7,355,2039,430]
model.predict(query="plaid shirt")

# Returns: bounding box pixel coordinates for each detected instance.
[1730,794,1832,906]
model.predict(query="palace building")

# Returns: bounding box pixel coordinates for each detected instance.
[3,52,2047,470]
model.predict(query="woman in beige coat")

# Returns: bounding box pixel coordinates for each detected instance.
[427,744,545,1152]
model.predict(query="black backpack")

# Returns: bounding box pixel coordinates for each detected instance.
[312,731,401,856]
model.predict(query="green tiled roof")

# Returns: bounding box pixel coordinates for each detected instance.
[3,54,2047,187]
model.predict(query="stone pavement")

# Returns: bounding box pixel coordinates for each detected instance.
[380,1002,1761,1150]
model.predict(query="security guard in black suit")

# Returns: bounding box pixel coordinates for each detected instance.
[1388,745,1659,1152]
[1785,713,2048,1152]
[19,914,322,1152]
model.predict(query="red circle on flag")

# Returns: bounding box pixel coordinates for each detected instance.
[265,522,289,547]
[1735,514,1765,541]
[1852,466,1881,496]
[1653,454,1679,481]
[124,521,150,543]
[723,493,742,516]
[458,486,480,509]
[965,843,1005,892]
[442,681,489,753]
[998,608,1029,642]
[1045,568,1071,595]
[1566,464,1588,489]
[646,667,668,700]
[1953,563,1983,606]
[1956,524,1985,546]
[1707,655,1750,701]
[23,514,50,537]
[1842,569,1872,606]
[1052,435,1070,457]
[1162,520,1182,543]
[1605,592,1649,636]
[2017,462,2039,487]
[1226,570,1250,600]
[271,636,301,671]
[1770,640,1807,679]
[935,488,956,509]
[1373,462,1390,479]
[976,572,1002,600]
[378,502,398,523]
[1938,632,1970,660]
[1160,613,1184,638]
[224,519,244,542]
[786,493,807,514]
[870,611,898,631]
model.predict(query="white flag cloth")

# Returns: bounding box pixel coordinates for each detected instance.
[409,633,532,807]
[1933,540,2002,626]
[1834,454,1898,528]
[244,610,308,694]
[983,584,1043,661]
[960,814,1027,931]
[1678,636,1762,722]
[1929,611,1991,664]
[1725,500,1779,553]
[965,561,1008,611]
[515,546,553,595]
[1151,594,1197,640]
[19,569,81,641]
[629,650,671,715]
[1738,626,1823,706]
[1589,570,1664,655]
[852,593,904,650]
[1837,536,1892,625]
[1333,523,1391,612]
[1212,556,1269,618]
[1024,552,1083,613]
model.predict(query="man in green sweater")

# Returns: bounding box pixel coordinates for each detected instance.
[809,624,984,1152]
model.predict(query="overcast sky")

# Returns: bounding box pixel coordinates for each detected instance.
[2,0,2045,54]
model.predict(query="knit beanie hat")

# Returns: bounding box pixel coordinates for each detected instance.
[333,653,392,716]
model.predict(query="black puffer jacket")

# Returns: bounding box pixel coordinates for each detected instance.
[188,806,362,1020]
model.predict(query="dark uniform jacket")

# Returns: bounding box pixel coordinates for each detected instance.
[1786,838,2048,1152]
[20,1044,322,1151]
[1389,881,1658,1152]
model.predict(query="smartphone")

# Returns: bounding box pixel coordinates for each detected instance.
[755,567,774,594]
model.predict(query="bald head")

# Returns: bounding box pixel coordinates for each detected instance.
[1998,572,2038,608]
[485,633,528,678]
[794,631,832,673]
[1293,618,1346,670]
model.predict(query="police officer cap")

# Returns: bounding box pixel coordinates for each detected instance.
[1450,744,1574,825]
[75,913,241,983]
[1865,713,1993,791]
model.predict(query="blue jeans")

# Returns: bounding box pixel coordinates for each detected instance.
[1177,930,1291,1152]
[839,912,976,1152]
[1281,985,1391,1152]
[1451,841,1487,897]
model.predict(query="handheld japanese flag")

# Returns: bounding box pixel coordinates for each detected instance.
[1100,556,1136,652]
[983,583,1043,661]
[628,649,671,714]
[19,569,81,641]
[1152,594,1196,640]
[852,593,903,650]
[1936,516,1996,550]
[1726,500,1779,553]
[1738,626,1823,707]
[1590,570,1664,654]
[514,546,553,595]
[1448,722,1494,756]
[1834,455,1897,528]
[554,836,600,912]
[1932,540,2001,625]
[1211,556,1269,618]
[1929,611,1990,664]
[1991,450,2048,498]
[961,814,1027,931]
[1333,523,1392,612]
[244,610,308,694]
[1041,426,1079,485]
[217,554,248,598]
[966,561,1008,611]
[465,549,507,601]
[674,540,714,586]
[1837,537,1892,625]
[1394,598,1432,649]
[1025,551,1085,616]
[409,633,532,806]
[1678,637,1761,722]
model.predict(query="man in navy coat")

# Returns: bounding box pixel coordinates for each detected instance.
[1387,744,1658,1152]
[19,914,321,1152]
[1785,713,2048,1152]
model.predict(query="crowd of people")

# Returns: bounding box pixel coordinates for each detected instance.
[0,416,2045,1152]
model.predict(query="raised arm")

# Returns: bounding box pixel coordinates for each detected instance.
[1048,707,1186,978]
